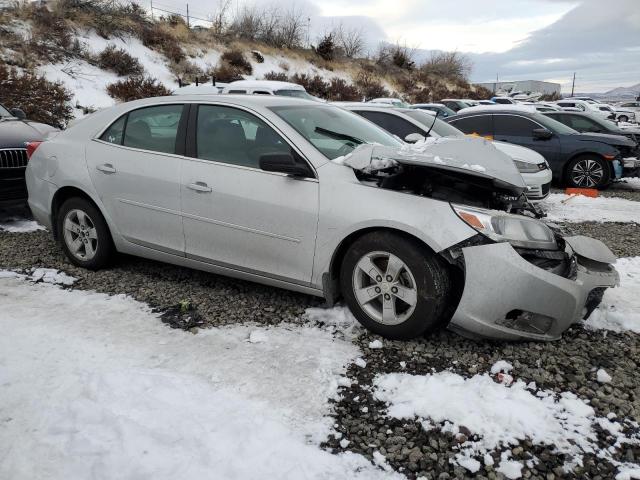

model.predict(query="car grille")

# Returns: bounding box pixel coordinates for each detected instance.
[526,182,551,200]
[0,149,28,169]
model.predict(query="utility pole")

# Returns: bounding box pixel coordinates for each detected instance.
[150,0,153,20]
[494,73,498,94]
[186,3,190,28]
[571,72,576,97]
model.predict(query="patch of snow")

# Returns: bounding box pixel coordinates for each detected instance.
[373,370,640,476]
[0,273,400,479]
[497,459,524,479]
[614,178,640,191]
[305,305,361,339]
[355,358,367,368]
[541,193,640,223]
[457,456,481,473]
[491,360,514,375]
[597,368,612,384]
[369,339,383,349]
[616,467,640,480]
[340,439,350,448]
[0,213,44,233]
[584,257,640,333]
[248,329,268,343]
[29,268,77,286]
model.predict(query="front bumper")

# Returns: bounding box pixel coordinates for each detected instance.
[447,237,619,341]
[522,168,552,202]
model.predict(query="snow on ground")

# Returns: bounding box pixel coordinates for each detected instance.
[305,305,362,340]
[542,193,640,223]
[584,256,640,333]
[0,212,44,233]
[0,273,399,480]
[373,368,640,478]
[613,178,640,191]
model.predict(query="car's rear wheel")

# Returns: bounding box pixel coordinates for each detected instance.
[57,197,113,270]
[340,232,452,339]
[566,155,611,189]
[618,115,629,123]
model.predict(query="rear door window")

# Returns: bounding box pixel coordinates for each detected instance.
[100,115,126,145]
[448,115,493,138]
[122,104,184,154]
[356,111,424,139]
[493,115,539,137]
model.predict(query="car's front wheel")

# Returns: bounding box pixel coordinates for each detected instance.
[566,155,611,189]
[618,115,629,123]
[57,197,113,270]
[340,232,452,339]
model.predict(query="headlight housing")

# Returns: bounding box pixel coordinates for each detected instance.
[512,158,545,173]
[452,204,557,250]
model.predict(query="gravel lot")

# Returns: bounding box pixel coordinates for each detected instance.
[1,183,639,480]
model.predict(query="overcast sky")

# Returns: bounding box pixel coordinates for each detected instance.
[161,0,640,92]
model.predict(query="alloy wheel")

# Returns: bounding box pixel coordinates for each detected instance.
[63,209,99,261]
[571,158,604,188]
[352,251,418,325]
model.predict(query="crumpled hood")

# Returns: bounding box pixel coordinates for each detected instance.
[0,119,58,148]
[574,132,636,147]
[341,136,526,190]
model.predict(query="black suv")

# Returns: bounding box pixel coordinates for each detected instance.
[446,108,636,188]
[0,104,57,207]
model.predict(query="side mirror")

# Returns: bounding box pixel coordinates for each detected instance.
[10,108,26,120]
[259,152,312,178]
[532,128,553,140]
[404,133,425,144]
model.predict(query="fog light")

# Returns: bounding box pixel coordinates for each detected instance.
[496,310,554,334]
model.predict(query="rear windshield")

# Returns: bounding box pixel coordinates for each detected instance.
[403,110,464,137]
[275,90,316,101]
[270,104,401,160]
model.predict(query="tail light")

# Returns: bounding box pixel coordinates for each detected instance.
[26,141,43,159]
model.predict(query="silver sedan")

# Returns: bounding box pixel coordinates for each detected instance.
[26,95,618,340]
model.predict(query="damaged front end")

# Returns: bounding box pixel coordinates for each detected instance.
[441,206,619,341]
[340,138,543,217]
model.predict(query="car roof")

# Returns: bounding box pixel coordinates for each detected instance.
[412,103,447,108]
[223,80,305,91]
[456,105,537,115]
[108,95,328,111]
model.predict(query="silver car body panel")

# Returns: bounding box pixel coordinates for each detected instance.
[449,239,619,341]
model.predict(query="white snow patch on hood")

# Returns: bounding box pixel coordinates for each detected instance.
[584,257,640,333]
[0,274,398,480]
[373,370,640,477]
[542,194,640,223]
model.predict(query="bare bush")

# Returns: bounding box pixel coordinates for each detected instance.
[275,6,307,48]
[169,59,204,83]
[221,49,252,75]
[97,45,144,76]
[290,73,328,97]
[326,78,360,101]
[212,61,245,82]
[355,67,390,99]
[141,23,184,63]
[106,76,172,102]
[376,42,415,70]
[337,24,365,58]
[0,63,73,128]
[263,71,288,81]
[230,4,262,42]
[208,0,231,37]
[419,51,472,80]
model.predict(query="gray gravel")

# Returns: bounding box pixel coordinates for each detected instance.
[1,210,639,479]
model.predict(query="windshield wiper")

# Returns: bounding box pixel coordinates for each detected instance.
[315,127,365,145]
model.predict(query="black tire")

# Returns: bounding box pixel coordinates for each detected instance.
[57,197,114,270]
[618,115,628,123]
[565,155,611,189]
[340,231,452,340]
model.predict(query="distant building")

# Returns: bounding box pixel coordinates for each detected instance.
[473,80,561,96]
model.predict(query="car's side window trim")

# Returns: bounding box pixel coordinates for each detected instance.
[186,102,317,179]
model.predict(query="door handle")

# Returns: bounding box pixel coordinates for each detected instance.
[187,181,212,193]
[96,163,116,174]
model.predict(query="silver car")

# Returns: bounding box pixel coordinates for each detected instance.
[26,95,619,341]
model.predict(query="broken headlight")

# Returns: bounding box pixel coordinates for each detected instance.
[452,204,557,250]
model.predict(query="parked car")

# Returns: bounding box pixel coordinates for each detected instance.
[478,100,496,105]
[616,101,640,122]
[0,104,58,207]
[340,104,552,202]
[439,99,472,112]
[368,98,412,108]
[491,97,518,105]
[411,103,457,118]
[446,107,637,188]
[220,80,319,101]
[543,111,640,175]
[25,95,618,341]
[612,107,637,124]
[522,102,562,112]
[555,99,616,120]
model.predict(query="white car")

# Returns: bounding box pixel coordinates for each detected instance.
[25,95,618,341]
[339,104,552,202]
[367,98,411,108]
[556,100,616,120]
[221,80,319,101]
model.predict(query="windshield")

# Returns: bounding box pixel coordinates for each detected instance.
[270,105,401,160]
[403,110,465,137]
[532,112,579,135]
[0,104,12,117]
[275,90,316,101]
